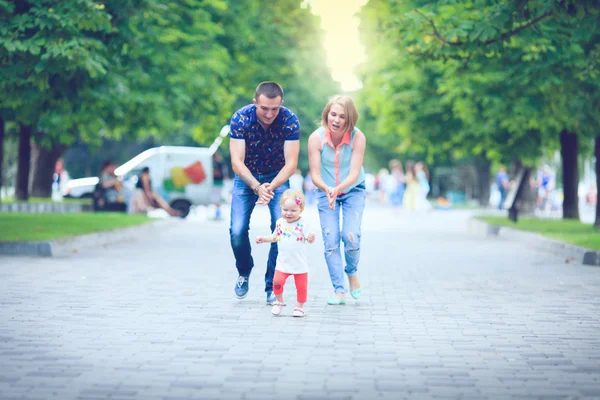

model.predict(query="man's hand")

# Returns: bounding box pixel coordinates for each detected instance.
[256,183,274,205]
[306,233,316,243]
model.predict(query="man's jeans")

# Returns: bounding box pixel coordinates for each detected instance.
[316,183,366,293]
[229,172,289,293]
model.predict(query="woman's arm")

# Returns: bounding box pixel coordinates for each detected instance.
[307,132,328,192]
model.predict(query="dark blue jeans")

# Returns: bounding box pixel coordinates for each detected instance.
[498,187,506,210]
[229,172,289,293]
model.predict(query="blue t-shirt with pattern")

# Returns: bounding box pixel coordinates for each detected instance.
[229,104,300,174]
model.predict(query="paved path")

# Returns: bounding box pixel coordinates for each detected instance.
[1,204,600,400]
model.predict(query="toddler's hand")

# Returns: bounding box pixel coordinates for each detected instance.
[306,233,316,243]
[256,236,264,244]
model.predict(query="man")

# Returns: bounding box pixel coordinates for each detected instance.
[537,165,554,211]
[229,81,300,304]
[495,165,509,210]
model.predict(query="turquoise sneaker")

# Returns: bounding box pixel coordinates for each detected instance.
[326,296,346,305]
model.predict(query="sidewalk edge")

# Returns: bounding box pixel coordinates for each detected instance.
[467,217,600,266]
[0,219,179,257]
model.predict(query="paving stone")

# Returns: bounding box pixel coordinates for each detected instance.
[1,207,599,399]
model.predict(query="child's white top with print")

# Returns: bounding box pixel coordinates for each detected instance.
[273,216,309,274]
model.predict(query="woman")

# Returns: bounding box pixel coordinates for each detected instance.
[96,160,126,211]
[129,167,180,216]
[402,160,419,211]
[388,159,405,207]
[415,161,431,210]
[308,95,366,305]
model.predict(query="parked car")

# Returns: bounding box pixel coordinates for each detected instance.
[64,146,214,217]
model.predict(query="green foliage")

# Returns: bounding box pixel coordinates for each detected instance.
[1,0,338,165]
[356,0,600,170]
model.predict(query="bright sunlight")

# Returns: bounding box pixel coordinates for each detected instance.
[307,0,368,92]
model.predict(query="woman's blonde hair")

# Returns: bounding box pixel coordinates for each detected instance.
[280,189,306,212]
[320,95,359,133]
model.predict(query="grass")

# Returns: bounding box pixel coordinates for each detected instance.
[1,196,92,205]
[478,216,600,251]
[0,213,151,242]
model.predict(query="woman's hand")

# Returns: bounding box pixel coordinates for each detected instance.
[327,186,340,210]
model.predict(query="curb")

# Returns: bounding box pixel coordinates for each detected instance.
[467,218,600,266]
[0,202,92,213]
[0,219,179,257]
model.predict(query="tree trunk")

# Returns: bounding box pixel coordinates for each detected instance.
[0,116,4,203]
[16,124,32,201]
[560,129,579,220]
[30,142,67,198]
[508,164,532,222]
[595,136,600,228]
[475,155,491,207]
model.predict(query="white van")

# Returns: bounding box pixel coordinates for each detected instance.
[65,146,214,217]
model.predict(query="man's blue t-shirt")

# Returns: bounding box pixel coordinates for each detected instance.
[229,104,300,174]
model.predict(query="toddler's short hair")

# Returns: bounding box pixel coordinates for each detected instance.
[280,189,305,212]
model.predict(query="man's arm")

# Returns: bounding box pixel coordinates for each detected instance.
[230,138,260,191]
[269,140,300,190]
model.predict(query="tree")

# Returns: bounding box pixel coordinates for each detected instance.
[0,0,114,199]
[356,0,599,217]
[0,115,4,202]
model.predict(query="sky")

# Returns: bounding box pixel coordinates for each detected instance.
[307,0,369,92]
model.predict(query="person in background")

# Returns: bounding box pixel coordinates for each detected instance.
[402,160,419,211]
[308,95,366,305]
[53,158,70,198]
[376,168,389,205]
[387,159,405,207]
[537,165,554,211]
[98,160,125,210]
[415,161,431,210]
[129,167,181,216]
[212,151,228,220]
[495,165,509,210]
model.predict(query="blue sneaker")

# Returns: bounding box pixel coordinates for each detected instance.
[234,276,249,299]
[266,291,276,305]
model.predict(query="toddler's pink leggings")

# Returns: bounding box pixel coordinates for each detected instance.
[273,271,308,303]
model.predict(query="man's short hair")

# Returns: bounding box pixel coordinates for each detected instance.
[255,81,284,100]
